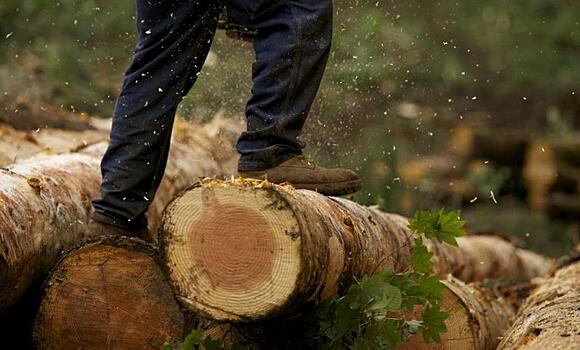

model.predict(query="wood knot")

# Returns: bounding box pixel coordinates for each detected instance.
[343,216,354,229]
[27,177,43,194]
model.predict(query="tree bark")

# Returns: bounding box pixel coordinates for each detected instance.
[159,180,551,322]
[0,123,106,167]
[498,260,580,350]
[33,236,184,350]
[0,94,95,131]
[0,117,241,313]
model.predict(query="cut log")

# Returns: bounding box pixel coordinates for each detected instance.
[552,135,580,167]
[0,117,241,313]
[523,139,559,211]
[0,123,106,167]
[449,125,530,166]
[546,193,580,220]
[498,261,580,350]
[160,180,551,321]
[429,235,552,283]
[400,277,515,350]
[188,277,515,350]
[33,236,184,350]
[0,94,95,131]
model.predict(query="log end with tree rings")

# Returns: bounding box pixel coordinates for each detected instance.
[34,236,184,350]
[401,277,514,350]
[160,180,303,322]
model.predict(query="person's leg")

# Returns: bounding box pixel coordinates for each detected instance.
[92,0,220,230]
[225,0,362,195]
[224,0,334,172]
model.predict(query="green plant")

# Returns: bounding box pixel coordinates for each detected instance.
[307,209,466,349]
[163,327,233,350]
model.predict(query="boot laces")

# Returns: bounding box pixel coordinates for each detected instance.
[296,155,317,169]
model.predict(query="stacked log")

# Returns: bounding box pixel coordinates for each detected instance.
[0,117,241,313]
[159,180,551,322]
[446,124,580,221]
[0,94,95,131]
[498,260,580,350]
[31,178,552,349]
[33,236,184,350]
[400,277,515,350]
[0,100,571,348]
[0,124,106,167]
[35,233,528,349]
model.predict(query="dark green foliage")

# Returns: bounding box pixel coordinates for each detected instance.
[163,327,234,350]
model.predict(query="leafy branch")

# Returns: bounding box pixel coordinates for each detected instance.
[308,209,466,349]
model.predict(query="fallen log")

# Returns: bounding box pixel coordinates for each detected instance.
[0,123,106,167]
[400,277,514,350]
[546,193,580,220]
[33,236,184,350]
[160,180,551,322]
[449,125,530,166]
[192,277,516,349]
[0,117,241,313]
[0,94,95,131]
[552,135,580,167]
[498,260,580,350]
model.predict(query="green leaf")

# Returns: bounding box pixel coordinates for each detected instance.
[408,209,466,246]
[181,328,203,350]
[202,338,226,350]
[410,239,434,273]
[368,284,402,313]
[421,305,449,344]
[364,319,404,349]
[334,297,361,335]
[418,274,445,303]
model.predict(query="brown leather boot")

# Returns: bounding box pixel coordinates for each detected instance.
[238,155,362,196]
[86,220,150,241]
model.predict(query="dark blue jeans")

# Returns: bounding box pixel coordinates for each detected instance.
[92,0,333,229]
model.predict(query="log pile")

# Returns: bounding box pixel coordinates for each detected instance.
[393,124,580,238]
[0,115,241,314]
[0,94,95,131]
[450,125,580,220]
[32,179,555,349]
[1,100,577,349]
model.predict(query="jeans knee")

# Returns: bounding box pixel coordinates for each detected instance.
[291,2,333,53]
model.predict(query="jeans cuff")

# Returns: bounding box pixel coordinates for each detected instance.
[238,151,300,172]
[91,211,148,231]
